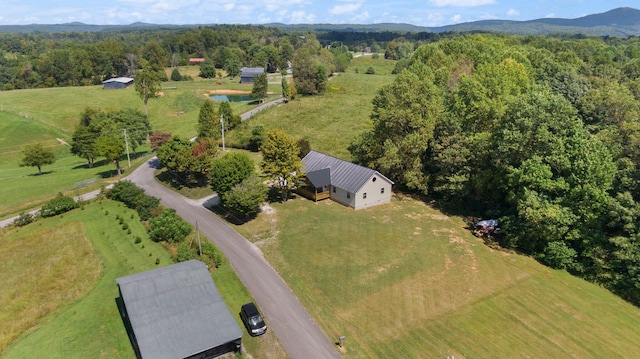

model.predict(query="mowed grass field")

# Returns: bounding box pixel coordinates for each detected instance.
[0,200,286,358]
[237,194,640,358]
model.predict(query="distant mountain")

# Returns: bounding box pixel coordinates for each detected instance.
[1,7,640,37]
[437,7,640,37]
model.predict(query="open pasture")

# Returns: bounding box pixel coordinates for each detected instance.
[237,194,640,358]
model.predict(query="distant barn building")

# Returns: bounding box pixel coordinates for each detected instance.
[116,260,243,359]
[299,151,394,210]
[189,58,205,65]
[102,77,134,89]
[239,67,265,84]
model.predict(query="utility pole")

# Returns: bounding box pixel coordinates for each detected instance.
[220,114,225,151]
[123,128,131,168]
[196,220,202,256]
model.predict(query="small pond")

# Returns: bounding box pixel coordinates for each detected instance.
[210,94,254,102]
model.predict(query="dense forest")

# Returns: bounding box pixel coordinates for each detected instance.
[350,33,640,305]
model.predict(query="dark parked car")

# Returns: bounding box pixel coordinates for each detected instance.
[240,302,267,336]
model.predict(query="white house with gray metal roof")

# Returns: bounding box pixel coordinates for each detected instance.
[300,151,393,210]
[115,260,242,359]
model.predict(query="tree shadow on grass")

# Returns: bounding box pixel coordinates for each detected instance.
[266,187,300,204]
[72,159,109,170]
[27,170,53,176]
[206,203,258,225]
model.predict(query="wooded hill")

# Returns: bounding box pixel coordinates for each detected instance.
[3,7,640,37]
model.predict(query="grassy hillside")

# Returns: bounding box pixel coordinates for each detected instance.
[236,194,640,358]
[227,56,397,160]
[0,73,282,219]
[0,200,286,358]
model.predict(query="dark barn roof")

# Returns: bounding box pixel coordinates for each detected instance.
[240,67,265,77]
[116,260,242,359]
[301,151,393,193]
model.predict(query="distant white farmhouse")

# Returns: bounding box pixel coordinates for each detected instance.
[299,151,394,210]
[102,77,134,89]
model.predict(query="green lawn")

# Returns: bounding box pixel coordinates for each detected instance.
[235,194,640,358]
[0,200,286,358]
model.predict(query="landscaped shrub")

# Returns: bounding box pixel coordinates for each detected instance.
[40,193,77,217]
[176,242,195,262]
[12,212,35,227]
[200,241,222,268]
[148,209,192,243]
[136,194,161,221]
[174,240,221,268]
[220,176,268,217]
[107,180,145,209]
[107,180,160,220]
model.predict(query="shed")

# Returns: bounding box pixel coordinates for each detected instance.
[239,67,265,84]
[115,260,243,359]
[103,77,134,89]
[189,58,205,65]
[299,151,394,210]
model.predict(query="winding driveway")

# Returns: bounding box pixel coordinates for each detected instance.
[127,158,341,359]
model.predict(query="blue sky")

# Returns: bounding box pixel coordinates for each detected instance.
[0,1,634,27]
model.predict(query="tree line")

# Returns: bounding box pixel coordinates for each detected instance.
[350,33,640,305]
[0,25,357,92]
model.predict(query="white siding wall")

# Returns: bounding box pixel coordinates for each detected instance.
[353,174,393,210]
[330,186,355,208]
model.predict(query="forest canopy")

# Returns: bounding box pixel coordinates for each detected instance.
[349,33,640,305]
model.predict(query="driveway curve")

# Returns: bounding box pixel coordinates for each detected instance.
[127,158,341,359]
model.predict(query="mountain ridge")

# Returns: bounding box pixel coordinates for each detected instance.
[1,7,640,37]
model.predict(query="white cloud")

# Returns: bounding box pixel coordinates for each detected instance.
[350,10,370,23]
[545,13,555,18]
[330,1,363,16]
[430,0,495,7]
[289,11,316,23]
[450,14,462,23]
[507,8,519,17]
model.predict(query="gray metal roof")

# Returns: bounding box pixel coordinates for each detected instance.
[102,77,133,84]
[240,67,264,77]
[306,168,331,188]
[301,151,393,194]
[116,260,242,359]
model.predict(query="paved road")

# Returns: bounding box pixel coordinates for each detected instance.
[240,97,287,121]
[127,158,341,359]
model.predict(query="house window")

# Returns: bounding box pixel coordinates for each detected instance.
[372,177,377,182]
[333,186,336,193]
[347,192,351,199]
[363,192,367,199]
[381,187,385,194]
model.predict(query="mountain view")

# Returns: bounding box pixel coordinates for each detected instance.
[2,7,640,37]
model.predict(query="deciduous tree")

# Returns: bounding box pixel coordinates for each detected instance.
[95,134,125,176]
[210,152,255,195]
[261,129,304,201]
[197,100,219,140]
[20,143,56,175]
[251,73,268,103]
[134,59,162,118]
